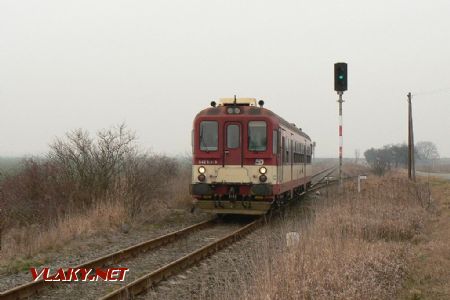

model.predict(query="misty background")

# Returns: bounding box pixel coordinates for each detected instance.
[1,0,449,158]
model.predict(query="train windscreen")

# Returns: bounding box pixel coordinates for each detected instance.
[248,121,267,151]
[199,121,218,151]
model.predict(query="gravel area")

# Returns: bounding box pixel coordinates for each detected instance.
[29,217,247,299]
[0,209,210,293]
[142,226,265,300]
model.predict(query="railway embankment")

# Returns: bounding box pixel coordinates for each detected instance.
[0,209,210,293]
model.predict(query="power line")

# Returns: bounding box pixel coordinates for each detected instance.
[412,87,450,97]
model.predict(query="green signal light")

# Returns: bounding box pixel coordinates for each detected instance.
[338,75,344,80]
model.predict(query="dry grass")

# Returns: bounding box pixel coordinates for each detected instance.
[342,163,370,177]
[0,169,194,273]
[418,163,450,173]
[212,174,433,300]
[167,167,194,209]
[398,177,450,299]
[0,199,127,271]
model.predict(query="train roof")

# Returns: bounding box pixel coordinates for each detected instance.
[195,98,311,141]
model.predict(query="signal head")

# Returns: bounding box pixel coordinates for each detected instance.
[334,62,348,92]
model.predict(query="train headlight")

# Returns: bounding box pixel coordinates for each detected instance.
[198,166,206,174]
[259,174,267,182]
[198,174,206,182]
[226,107,241,114]
[259,166,267,174]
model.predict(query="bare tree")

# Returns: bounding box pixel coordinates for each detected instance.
[416,141,439,161]
[364,144,409,175]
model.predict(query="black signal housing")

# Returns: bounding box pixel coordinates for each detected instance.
[334,62,348,92]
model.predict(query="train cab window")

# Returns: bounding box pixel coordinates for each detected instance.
[248,121,267,151]
[227,124,240,149]
[199,121,218,151]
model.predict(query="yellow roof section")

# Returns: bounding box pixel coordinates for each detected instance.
[218,98,257,106]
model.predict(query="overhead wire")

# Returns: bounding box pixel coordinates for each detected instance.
[412,87,450,97]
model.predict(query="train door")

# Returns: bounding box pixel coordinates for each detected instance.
[224,122,242,166]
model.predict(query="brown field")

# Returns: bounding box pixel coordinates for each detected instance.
[399,177,450,299]
[210,173,445,300]
[2,157,449,299]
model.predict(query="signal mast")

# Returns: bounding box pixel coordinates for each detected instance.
[334,62,348,187]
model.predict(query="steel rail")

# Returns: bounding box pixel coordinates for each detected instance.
[311,165,337,179]
[99,218,262,300]
[2,166,341,300]
[311,166,338,187]
[0,219,216,300]
[99,170,339,299]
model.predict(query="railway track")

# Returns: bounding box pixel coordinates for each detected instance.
[0,168,336,300]
[100,218,261,300]
[0,219,216,300]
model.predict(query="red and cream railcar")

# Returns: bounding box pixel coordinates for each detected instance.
[190,98,313,215]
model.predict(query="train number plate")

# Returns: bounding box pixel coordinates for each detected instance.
[198,160,218,165]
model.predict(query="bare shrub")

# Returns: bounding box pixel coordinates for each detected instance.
[0,124,191,260]
[48,124,137,206]
[122,153,179,218]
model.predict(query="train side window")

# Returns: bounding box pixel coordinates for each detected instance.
[290,140,294,163]
[199,121,218,151]
[300,144,305,163]
[227,124,240,149]
[272,130,278,154]
[307,145,312,163]
[282,137,286,163]
[286,139,290,163]
[248,121,267,151]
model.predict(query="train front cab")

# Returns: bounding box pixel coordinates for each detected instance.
[190,103,313,215]
[191,114,275,215]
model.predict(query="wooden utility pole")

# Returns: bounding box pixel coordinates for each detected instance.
[407,92,416,181]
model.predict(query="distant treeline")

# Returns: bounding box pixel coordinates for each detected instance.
[364,141,439,175]
[0,157,22,176]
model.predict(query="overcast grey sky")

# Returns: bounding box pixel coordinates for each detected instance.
[1,0,449,158]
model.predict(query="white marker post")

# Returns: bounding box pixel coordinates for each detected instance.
[358,175,367,193]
